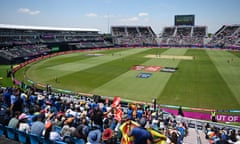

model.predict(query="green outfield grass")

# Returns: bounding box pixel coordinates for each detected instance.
[0,65,13,86]
[13,48,240,109]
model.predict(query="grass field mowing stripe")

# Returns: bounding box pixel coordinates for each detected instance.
[91,48,188,102]
[26,48,148,82]
[160,49,239,109]
[36,48,130,69]
[207,50,240,105]
[43,48,154,91]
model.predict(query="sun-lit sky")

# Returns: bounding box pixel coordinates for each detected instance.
[1,0,240,34]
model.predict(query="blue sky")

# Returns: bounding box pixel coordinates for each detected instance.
[1,0,240,34]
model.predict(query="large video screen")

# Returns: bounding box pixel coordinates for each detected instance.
[175,15,195,26]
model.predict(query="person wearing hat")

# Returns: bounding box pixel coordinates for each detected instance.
[86,128,101,144]
[43,121,63,142]
[128,117,153,144]
[60,116,76,137]
[54,112,65,127]
[102,128,114,144]
[18,113,31,133]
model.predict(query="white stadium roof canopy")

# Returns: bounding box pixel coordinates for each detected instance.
[0,24,100,32]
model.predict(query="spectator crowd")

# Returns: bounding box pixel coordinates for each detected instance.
[0,85,240,144]
[0,86,192,144]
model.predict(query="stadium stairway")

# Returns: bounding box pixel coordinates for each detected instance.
[183,128,197,144]
[198,129,209,144]
[183,128,209,144]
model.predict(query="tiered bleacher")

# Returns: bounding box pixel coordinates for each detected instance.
[207,24,240,49]
[160,26,207,47]
[0,24,114,64]
[111,26,157,46]
[0,45,50,60]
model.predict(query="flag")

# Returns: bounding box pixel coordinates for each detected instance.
[112,96,121,107]
[114,107,123,121]
[147,128,167,144]
[119,120,140,144]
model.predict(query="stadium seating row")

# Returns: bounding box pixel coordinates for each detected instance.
[111,26,157,46]
[0,123,84,144]
[160,26,207,47]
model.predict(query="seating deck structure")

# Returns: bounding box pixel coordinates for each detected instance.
[111,26,158,47]
[160,25,207,47]
[0,24,113,64]
[207,24,240,48]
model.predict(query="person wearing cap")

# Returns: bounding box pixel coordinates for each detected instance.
[18,113,31,133]
[128,117,153,144]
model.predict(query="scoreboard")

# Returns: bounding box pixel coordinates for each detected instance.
[175,15,195,26]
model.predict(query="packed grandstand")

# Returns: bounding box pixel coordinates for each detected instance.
[0,22,240,144]
[0,23,240,64]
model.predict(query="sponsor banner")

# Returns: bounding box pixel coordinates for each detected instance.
[230,110,240,113]
[162,108,240,122]
[13,79,21,85]
[131,65,145,71]
[131,65,162,72]
[136,73,152,78]
[160,67,178,73]
[144,66,161,72]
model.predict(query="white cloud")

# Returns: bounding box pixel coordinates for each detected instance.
[86,13,98,17]
[138,12,149,17]
[18,8,40,15]
[123,17,139,22]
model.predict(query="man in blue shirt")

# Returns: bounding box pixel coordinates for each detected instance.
[128,118,153,144]
[3,87,12,108]
[30,113,45,136]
